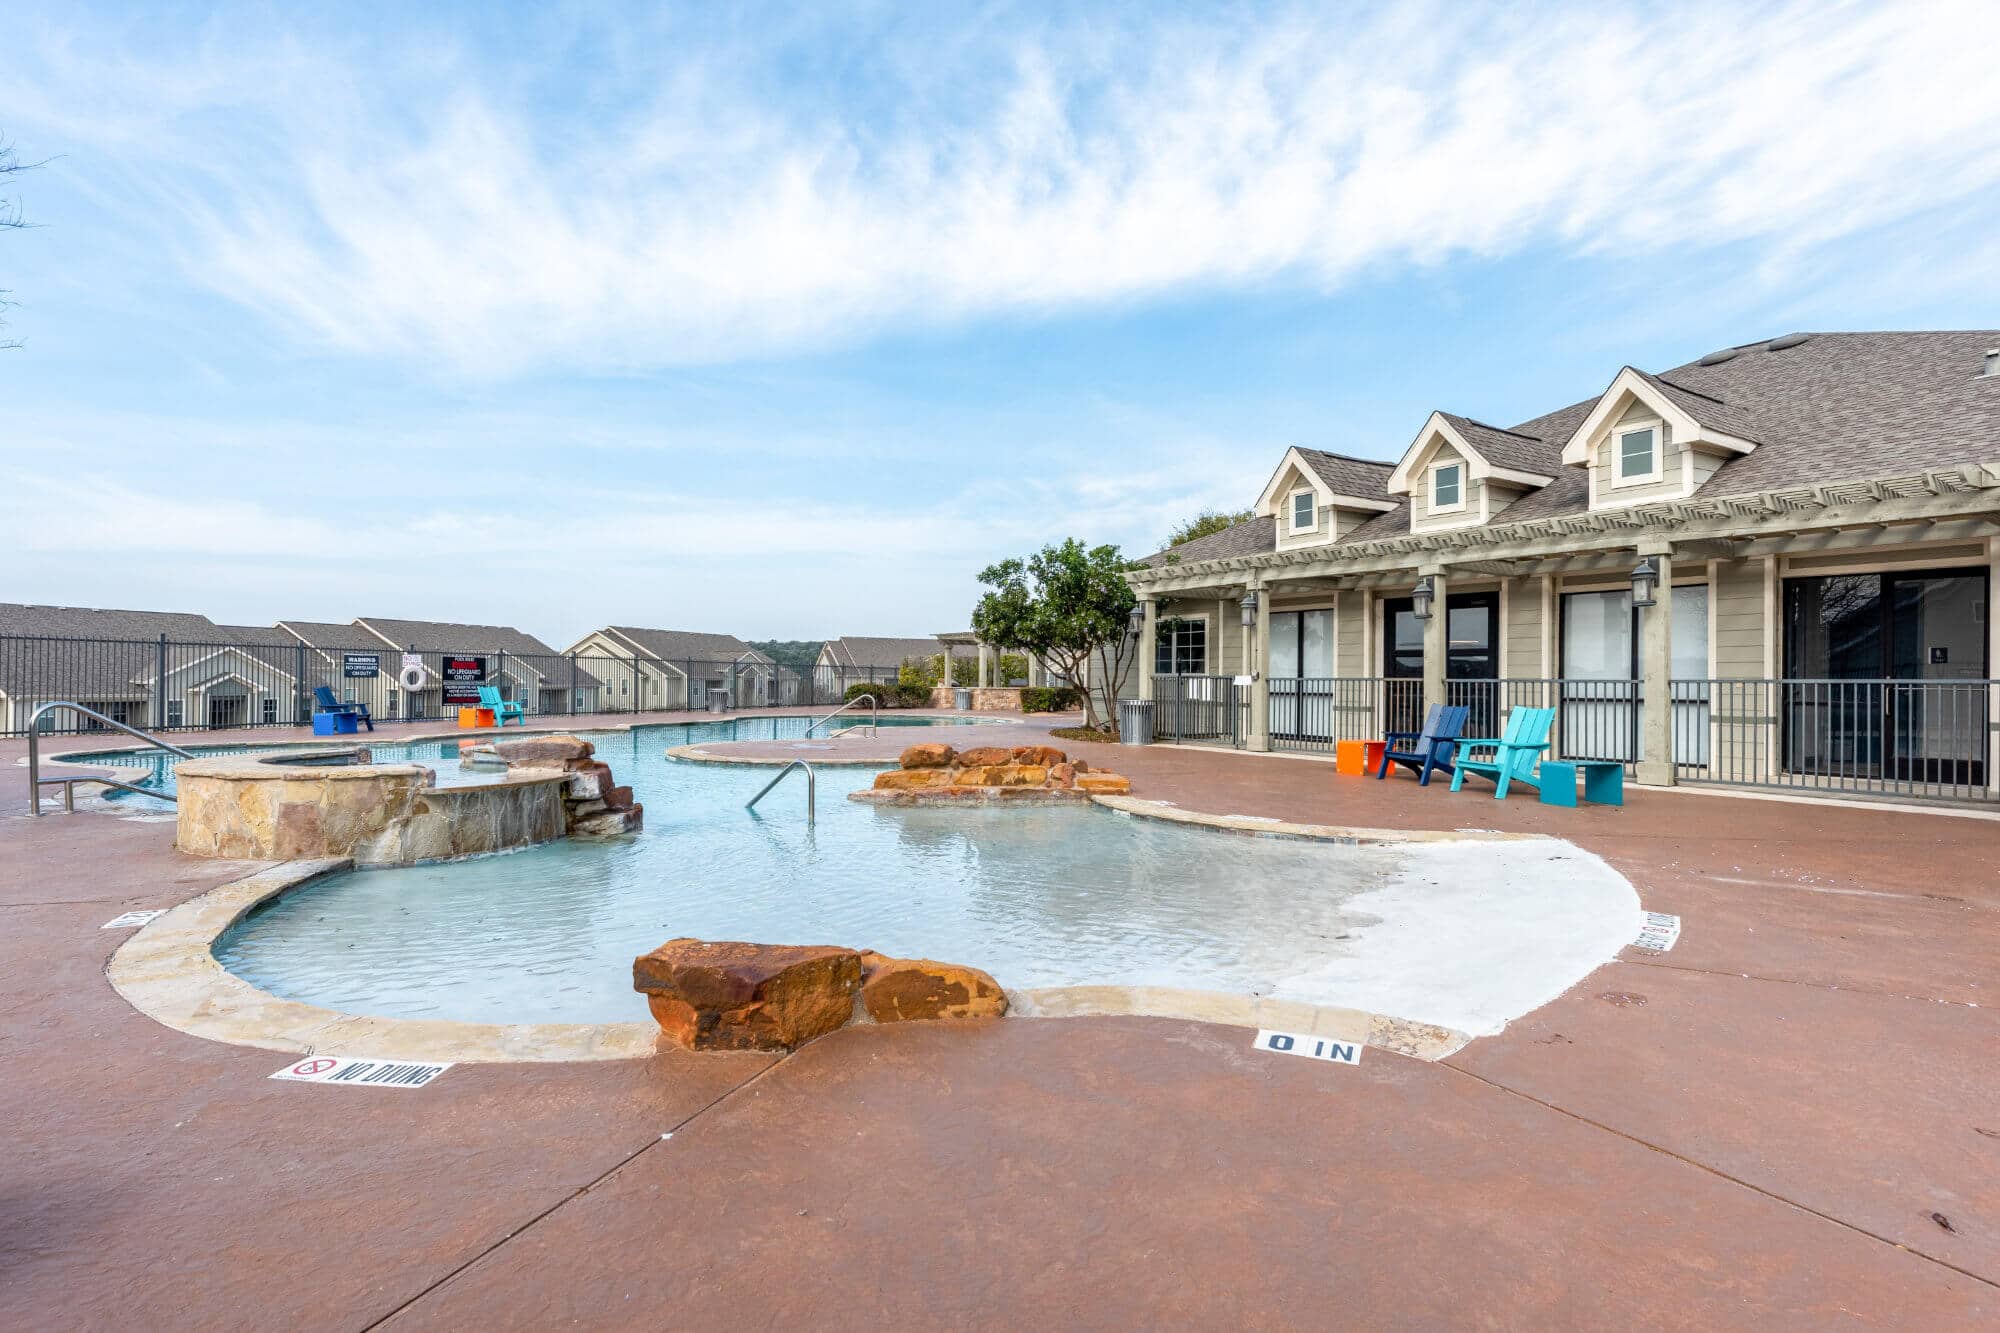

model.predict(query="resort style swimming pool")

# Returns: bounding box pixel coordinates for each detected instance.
[58,713,986,798]
[209,725,1644,1036]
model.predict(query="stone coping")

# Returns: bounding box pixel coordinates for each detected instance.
[667,744,895,767]
[109,856,1475,1065]
[1090,796,1551,846]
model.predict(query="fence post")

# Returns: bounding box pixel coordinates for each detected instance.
[155,634,168,729]
[295,641,306,724]
[496,650,507,709]
[569,652,578,715]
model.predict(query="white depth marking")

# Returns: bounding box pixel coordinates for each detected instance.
[1253,1029,1362,1065]
[270,1056,453,1088]
[101,909,166,929]
[1632,911,1682,952]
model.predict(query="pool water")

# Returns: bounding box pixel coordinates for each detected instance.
[215,733,1395,1025]
[59,713,983,798]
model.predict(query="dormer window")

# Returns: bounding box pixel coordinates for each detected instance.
[1289,491,1315,532]
[1614,422,1661,485]
[1431,462,1463,512]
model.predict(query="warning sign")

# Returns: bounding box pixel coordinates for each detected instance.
[102,909,166,929]
[1253,1029,1362,1065]
[270,1055,453,1088]
[1632,912,1682,952]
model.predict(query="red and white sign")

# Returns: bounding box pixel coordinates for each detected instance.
[270,1055,452,1088]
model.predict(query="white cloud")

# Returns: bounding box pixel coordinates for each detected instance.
[14,1,2000,377]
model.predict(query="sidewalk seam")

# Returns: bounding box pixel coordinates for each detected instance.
[361,1053,795,1330]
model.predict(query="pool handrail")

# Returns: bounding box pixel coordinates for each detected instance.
[745,758,815,822]
[26,701,194,815]
[804,692,878,738]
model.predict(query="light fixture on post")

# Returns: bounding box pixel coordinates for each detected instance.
[1128,603,1147,640]
[1630,557,1659,609]
[1238,590,1258,628]
[1411,574,1435,621]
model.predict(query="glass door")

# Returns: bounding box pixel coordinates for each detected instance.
[1269,610,1333,740]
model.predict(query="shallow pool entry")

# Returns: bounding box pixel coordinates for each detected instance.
[210,733,1645,1036]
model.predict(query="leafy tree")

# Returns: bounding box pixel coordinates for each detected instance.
[747,640,823,674]
[971,539,1140,727]
[1163,508,1253,551]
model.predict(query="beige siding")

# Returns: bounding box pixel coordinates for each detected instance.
[1273,463,1335,551]
[1505,580,1543,677]
[1712,560,1766,678]
[1409,442,1484,534]
[1334,589,1363,677]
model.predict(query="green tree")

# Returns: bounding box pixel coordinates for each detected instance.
[1163,508,1253,551]
[971,539,1140,727]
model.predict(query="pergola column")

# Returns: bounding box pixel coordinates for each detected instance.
[1637,541,1677,787]
[1247,581,1270,752]
[1138,600,1158,702]
[1421,564,1448,714]
[977,642,994,688]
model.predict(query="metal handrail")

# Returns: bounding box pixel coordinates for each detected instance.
[745,759,815,822]
[804,692,878,738]
[27,702,194,815]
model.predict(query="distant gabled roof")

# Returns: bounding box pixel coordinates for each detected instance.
[352,618,602,689]
[1139,514,1277,567]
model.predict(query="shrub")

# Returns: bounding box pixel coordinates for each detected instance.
[844,682,892,705]
[1019,686,1086,713]
[1049,724,1118,743]
[894,682,933,709]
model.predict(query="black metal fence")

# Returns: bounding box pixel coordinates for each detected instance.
[1151,674,1246,746]
[0,634,920,737]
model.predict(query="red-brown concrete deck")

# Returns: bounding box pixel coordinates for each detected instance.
[3,712,1995,1327]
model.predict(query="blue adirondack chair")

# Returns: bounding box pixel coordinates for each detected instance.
[478,684,527,726]
[1374,704,1469,785]
[312,684,373,732]
[1450,705,1557,799]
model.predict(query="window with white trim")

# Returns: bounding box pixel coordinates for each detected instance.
[1154,617,1208,676]
[1290,491,1315,532]
[165,701,184,727]
[261,698,277,724]
[1432,462,1462,510]
[1614,424,1660,483]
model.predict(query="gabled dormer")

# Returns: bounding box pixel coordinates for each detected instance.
[1254,447,1396,551]
[1561,368,1759,510]
[1386,412,1558,534]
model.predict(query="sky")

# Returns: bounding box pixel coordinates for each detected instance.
[4,0,1999,646]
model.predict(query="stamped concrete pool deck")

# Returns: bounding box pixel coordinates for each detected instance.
[3,709,1996,1327]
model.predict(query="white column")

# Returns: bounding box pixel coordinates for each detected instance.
[1247,582,1270,752]
[1422,565,1448,713]
[978,642,993,688]
[1638,543,1676,787]
[1988,538,1999,796]
[1138,600,1158,702]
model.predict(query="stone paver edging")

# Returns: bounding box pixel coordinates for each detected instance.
[1089,795,1549,845]
[665,744,894,767]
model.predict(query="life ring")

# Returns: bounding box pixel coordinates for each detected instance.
[399,664,427,690]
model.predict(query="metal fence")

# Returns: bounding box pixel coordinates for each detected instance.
[0,634,918,737]
[1266,677,1422,753]
[1680,677,1993,802]
[1152,674,1246,746]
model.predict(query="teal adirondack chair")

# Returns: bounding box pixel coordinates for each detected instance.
[1449,705,1556,799]
[478,685,527,726]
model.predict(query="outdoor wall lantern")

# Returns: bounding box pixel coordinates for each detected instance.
[1128,604,1147,639]
[1630,557,1659,608]
[1238,591,1258,627]
[1410,575,1435,621]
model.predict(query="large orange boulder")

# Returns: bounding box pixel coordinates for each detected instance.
[1075,772,1132,795]
[492,735,596,766]
[1011,745,1066,767]
[873,768,945,790]
[899,743,956,769]
[859,952,1009,1022]
[633,939,862,1051]
[953,746,1015,767]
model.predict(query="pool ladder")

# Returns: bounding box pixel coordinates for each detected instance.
[26,701,192,815]
[803,692,878,738]
[745,759,815,823]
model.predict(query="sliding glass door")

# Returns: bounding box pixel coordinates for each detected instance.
[1269,609,1333,740]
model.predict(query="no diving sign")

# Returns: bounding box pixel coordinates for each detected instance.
[1253,1029,1362,1065]
[271,1055,452,1088]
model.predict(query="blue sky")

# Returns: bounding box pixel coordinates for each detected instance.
[5,1,1999,644]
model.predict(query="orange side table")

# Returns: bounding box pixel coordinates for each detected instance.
[1334,739,1367,775]
[457,706,496,729]
[1363,740,1387,774]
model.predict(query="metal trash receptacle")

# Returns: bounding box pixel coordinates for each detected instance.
[954,687,973,711]
[1118,699,1154,745]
